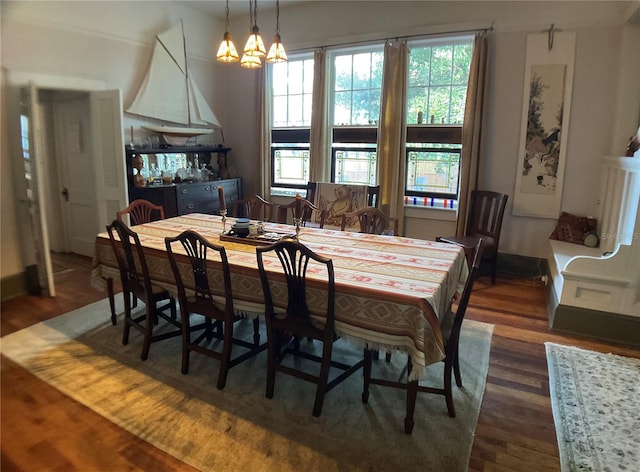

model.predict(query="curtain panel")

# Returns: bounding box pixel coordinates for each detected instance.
[377,40,408,234]
[456,32,491,236]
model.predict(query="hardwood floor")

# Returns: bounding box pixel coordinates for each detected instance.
[2,253,638,471]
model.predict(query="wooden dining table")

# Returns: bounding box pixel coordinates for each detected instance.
[91,213,468,380]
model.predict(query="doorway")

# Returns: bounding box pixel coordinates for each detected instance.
[8,71,128,297]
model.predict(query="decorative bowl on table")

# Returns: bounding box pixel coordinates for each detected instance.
[230,218,251,237]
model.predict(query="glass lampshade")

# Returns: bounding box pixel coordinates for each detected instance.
[266,33,288,63]
[216,32,239,63]
[240,53,262,69]
[243,26,266,57]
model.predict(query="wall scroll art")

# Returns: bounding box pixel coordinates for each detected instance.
[513,31,576,218]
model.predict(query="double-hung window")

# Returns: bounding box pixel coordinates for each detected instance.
[270,53,314,195]
[405,37,473,203]
[329,45,384,186]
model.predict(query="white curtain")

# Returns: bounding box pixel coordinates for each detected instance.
[377,40,408,234]
[309,49,329,183]
[456,32,491,236]
[259,67,271,198]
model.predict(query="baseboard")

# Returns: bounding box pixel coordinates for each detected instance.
[1,272,27,301]
[551,304,640,348]
[497,253,549,279]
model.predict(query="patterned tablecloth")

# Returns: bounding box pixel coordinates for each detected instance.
[92,213,468,380]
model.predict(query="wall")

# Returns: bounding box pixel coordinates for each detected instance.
[1,1,638,281]
[222,1,639,257]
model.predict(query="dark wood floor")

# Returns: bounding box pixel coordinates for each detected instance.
[2,253,638,471]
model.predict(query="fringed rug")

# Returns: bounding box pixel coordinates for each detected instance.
[545,342,640,472]
[2,298,494,472]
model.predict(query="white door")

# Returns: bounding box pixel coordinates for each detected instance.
[90,90,128,232]
[54,95,98,256]
[22,83,55,296]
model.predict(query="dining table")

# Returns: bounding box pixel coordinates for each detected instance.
[91,213,468,381]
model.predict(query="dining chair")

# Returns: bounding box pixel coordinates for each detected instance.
[276,197,326,228]
[117,199,165,226]
[106,199,166,326]
[437,190,508,284]
[362,240,484,434]
[165,230,266,389]
[341,206,399,236]
[256,239,363,417]
[231,194,274,222]
[106,219,180,361]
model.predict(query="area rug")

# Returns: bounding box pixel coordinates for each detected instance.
[545,342,640,472]
[1,298,493,472]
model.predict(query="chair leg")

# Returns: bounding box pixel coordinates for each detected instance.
[362,349,373,403]
[444,356,456,418]
[312,341,332,417]
[141,305,154,361]
[106,277,117,325]
[252,317,260,346]
[217,321,233,390]
[181,317,190,375]
[122,290,132,345]
[453,345,463,388]
[266,331,278,399]
[405,381,417,435]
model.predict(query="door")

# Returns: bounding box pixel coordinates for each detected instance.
[90,90,128,231]
[54,94,98,256]
[21,84,55,296]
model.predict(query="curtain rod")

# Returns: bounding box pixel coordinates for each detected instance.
[291,24,494,54]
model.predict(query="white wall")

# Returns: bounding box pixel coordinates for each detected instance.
[2,1,638,280]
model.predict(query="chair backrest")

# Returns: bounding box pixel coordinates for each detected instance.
[465,191,508,245]
[256,239,335,339]
[117,199,165,226]
[276,197,323,227]
[341,207,399,235]
[231,195,274,222]
[106,219,153,297]
[446,240,485,350]
[165,230,233,315]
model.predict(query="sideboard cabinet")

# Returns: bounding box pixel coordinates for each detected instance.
[125,146,241,217]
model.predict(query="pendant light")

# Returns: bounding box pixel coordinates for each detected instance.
[266,0,288,63]
[216,0,239,63]
[242,0,266,59]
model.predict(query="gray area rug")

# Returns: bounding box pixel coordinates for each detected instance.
[545,342,640,472]
[2,298,494,471]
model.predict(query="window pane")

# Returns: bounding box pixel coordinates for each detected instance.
[428,86,451,124]
[273,148,310,186]
[453,43,472,84]
[430,46,453,85]
[334,149,377,185]
[334,90,351,125]
[406,149,460,195]
[273,95,288,127]
[288,94,303,126]
[288,61,303,94]
[334,55,352,91]
[450,86,467,124]
[352,90,371,125]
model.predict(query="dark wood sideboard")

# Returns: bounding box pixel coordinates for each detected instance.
[126,146,241,217]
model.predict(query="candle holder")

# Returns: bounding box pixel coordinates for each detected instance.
[220,209,227,234]
[293,217,303,240]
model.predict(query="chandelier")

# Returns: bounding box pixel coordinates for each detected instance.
[216,0,287,68]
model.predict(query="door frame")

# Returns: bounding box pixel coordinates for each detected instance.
[5,70,111,296]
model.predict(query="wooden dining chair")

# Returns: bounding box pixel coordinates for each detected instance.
[106,219,180,361]
[341,206,399,235]
[276,197,326,228]
[437,190,508,284]
[165,230,266,389]
[106,199,166,326]
[362,240,484,434]
[256,239,363,417]
[231,194,274,222]
[117,199,165,226]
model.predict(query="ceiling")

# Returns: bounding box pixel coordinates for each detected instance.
[177,0,305,20]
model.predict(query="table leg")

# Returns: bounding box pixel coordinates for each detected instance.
[404,357,417,434]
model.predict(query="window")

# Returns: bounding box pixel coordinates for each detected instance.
[405,37,473,201]
[270,54,314,194]
[330,46,383,185]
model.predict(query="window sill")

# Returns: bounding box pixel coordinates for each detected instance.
[404,205,457,222]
